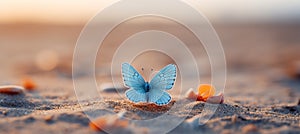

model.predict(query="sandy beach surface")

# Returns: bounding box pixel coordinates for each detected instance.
[0,22,300,134]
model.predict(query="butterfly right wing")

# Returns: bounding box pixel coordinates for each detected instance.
[148,64,176,105]
[149,64,176,90]
[121,63,147,102]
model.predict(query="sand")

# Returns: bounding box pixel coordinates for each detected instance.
[0,22,300,134]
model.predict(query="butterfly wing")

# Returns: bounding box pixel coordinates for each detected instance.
[150,64,177,90]
[147,89,172,105]
[148,64,176,105]
[125,88,147,102]
[121,63,147,102]
[122,63,146,89]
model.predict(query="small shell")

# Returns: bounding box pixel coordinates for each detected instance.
[197,84,216,101]
[22,78,37,91]
[185,88,198,100]
[206,93,224,104]
[0,85,24,95]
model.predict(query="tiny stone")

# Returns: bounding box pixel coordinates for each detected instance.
[221,130,231,134]
[238,115,247,121]
[2,111,7,115]
[24,116,36,123]
[22,78,37,91]
[242,124,258,133]
[287,60,300,79]
[44,115,54,122]
[231,115,237,123]
[0,85,24,95]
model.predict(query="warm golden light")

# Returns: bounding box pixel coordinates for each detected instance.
[0,0,299,24]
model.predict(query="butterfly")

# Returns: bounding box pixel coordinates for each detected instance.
[121,63,177,105]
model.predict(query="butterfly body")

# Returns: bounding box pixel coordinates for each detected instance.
[121,63,176,105]
[144,82,150,92]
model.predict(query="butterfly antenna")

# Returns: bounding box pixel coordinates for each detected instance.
[141,67,145,78]
[141,67,144,74]
[149,68,156,81]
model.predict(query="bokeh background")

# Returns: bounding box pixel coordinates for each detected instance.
[0,1,300,133]
[0,0,300,94]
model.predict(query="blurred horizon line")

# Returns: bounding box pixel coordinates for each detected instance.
[1,0,300,25]
[0,19,300,26]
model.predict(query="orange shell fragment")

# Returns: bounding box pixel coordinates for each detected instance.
[197,84,216,101]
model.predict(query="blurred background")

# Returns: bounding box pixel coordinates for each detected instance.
[0,0,300,91]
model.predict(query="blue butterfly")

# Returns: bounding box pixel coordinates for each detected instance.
[121,63,177,105]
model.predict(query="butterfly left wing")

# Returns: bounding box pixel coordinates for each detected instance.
[121,63,147,103]
[121,63,146,89]
[148,64,176,105]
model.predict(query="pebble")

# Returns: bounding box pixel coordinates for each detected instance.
[0,85,25,95]
[100,83,127,93]
[297,98,300,105]
[206,93,224,104]
[242,124,258,133]
[24,116,36,123]
[1,110,7,115]
[221,130,232,134]
[287,60,300,79]
[231,114,248,123]
[44,115,54,122]
[231,115,237,123]
[22,78,37,91]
